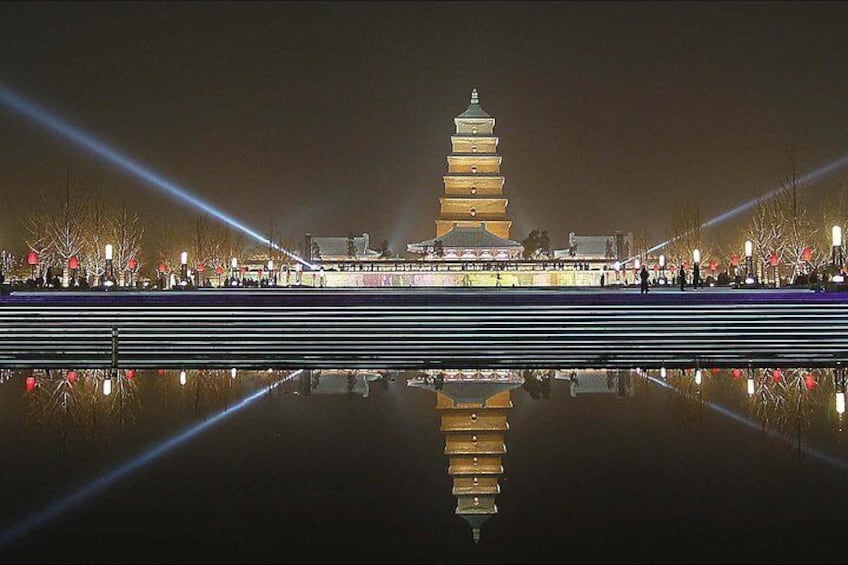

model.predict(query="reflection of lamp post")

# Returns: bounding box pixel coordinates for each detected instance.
[832,226,844,283]
[694,369,702,386]
[104,244,115,287]
[835,368,846,418]
[744,240,755,285]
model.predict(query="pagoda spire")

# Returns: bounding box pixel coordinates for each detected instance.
[470,88,479,105]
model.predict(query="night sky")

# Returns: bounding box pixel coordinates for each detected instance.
[2,2,848,254]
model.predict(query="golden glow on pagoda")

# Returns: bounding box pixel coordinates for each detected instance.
[436,89,512,240]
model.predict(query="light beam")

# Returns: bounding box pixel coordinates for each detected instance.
[0,83,315,269]
[0,369,303,548]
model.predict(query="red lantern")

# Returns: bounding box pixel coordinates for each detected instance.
[126,369,136,380]
[27,251,38,266]
[215,266,224,276]
[196,263,206,273]
[653,264,659,272]
[804,374,817,390]
[732,368,742,380]
[769,253,779,267]
[158,263,166,272]
[67,370,78,383]
[25,376,36,392]
[801,247,813,262]
[730,254,739,267]
[683,261,690,270]
[708,259,717,272]
[127,258,138,270]
[240,266,248,274]
[68,256,79,270]
[772,369,782,383]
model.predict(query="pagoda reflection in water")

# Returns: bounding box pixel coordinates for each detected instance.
[408,369,526,543]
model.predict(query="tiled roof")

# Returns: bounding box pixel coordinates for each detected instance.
[311,233,380,258]
[410,226,522,249]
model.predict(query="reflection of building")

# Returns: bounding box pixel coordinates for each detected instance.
[408,89,523,260]
[293,370,386,397]
[553,232,633,262]
[555,369,634,398]
[408,369,523,543]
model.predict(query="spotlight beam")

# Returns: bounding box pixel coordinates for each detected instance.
[0,369,303,548]
[632,153,848,262]
[0,83,314,269]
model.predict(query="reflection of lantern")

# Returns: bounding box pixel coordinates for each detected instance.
[25,376,36,392]
[804,374,817,390]
[127,258,138,270]
[772,369,782,383]
[801,247,813,262]
[710,368,720,375]
[68,256,79,270]
[27,251,39,266]
[126,369,136,380]
[157,369,167,376]
[732,368,742,380]
[67,370,78,383]
[730,254,739,267]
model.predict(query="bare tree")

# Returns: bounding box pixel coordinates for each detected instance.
[666,198,703,266]
[108,201,144,286]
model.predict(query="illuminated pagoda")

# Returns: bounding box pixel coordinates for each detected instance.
[408,370,522,543]
[408,89,522,260]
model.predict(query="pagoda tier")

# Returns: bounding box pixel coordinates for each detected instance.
[435,90,512,243]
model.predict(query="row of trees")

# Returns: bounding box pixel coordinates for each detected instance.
[661,164,848,282]
[22,184,144,285]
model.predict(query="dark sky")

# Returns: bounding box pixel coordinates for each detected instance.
[1,2,848,253]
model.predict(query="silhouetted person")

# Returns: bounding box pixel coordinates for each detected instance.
[600,272,605,287]
[692,263,701,290]
[640,266,650,294]
[679,265,686,291]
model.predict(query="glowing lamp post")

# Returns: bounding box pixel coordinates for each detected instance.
[832,226,844,283]
[179,251,188,286]
[659,254,666,285]
[692,249,701,289]
[633,258,641,280]
[27,251,39,282]
[613,260,621,284]
[769,253,779,288]
[196,263,205,287]
[267,259,275,286]
[231,257,239,286]
[744,240,755,285]
[68,255,79,287]
[104,244,115,287]
[127,257,138,288]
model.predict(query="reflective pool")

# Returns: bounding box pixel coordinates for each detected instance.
[1,367,847,563]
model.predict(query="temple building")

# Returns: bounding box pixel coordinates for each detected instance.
[408,369,523,543]
[408,89,523,260]
[304,232,381,262]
